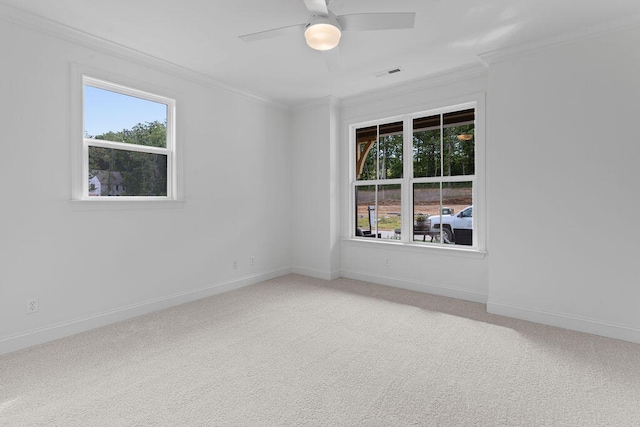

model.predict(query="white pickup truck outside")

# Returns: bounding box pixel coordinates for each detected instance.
[428,206,473,244]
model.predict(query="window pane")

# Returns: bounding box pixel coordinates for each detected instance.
[355,185,401,239]
[88,147,168,197]
[440,182,473,246]
[377,184,401,239]
[355,126,377,181]
[84,85,167,148]
[413,181,473,245]
[378,122,403,179]
[355,185,376,236]
[442,181,473,210]
[443,109,474,177]
[413,115,441,178]
[413,183,440,242]
[356,122,403,181]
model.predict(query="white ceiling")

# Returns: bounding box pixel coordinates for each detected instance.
[3,0,640,106]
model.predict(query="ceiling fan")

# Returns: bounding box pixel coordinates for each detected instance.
[239,0,416,51]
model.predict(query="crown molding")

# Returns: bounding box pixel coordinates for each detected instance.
[0,3,291,111]
[480,13,640,66]
[340,63,488,109]
[294,95,342,112]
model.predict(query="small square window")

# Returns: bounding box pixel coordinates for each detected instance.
[80,76,176,200]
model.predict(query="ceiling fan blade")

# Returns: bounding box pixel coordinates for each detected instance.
[302,0,329,15]
[322,46,341,72]
[337,12,416,31]
[239,23,306,42]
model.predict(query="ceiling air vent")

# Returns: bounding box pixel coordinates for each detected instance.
[374,67,403,78]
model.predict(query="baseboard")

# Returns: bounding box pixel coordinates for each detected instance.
[340,270,488,304]
[0,268,291,355]
[292,266,341,281]
[487,301,640,344]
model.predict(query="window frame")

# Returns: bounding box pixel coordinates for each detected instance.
[349,97,485,253]
[72,72,178,202]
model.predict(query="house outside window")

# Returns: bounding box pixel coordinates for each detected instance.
[79,76,176,200]
[351,101,482,250]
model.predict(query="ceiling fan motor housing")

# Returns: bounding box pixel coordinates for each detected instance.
[305,12,342,50]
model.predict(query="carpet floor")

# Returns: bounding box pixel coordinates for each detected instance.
[1,274,639,426]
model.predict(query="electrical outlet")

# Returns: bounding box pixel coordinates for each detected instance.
[26,298,39,314]
[250,256,255,266]
[232,260,238,269]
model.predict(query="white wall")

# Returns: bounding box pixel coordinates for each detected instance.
[3,8,639,355]
[486,26,640,342]
[339,70,490,303]
[291,98,342,279]
[0,16,292,354]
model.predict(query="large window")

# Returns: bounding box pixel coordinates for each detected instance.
[352,102,481,249]
[80,76,176,199]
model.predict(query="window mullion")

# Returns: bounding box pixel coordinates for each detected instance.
[375,125,380,181]
[85,139,169,156]
[403,116,412,243]
[439,113,444,217]
[375,125,380,238]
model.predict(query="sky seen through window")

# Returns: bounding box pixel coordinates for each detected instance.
[84,85,167,137]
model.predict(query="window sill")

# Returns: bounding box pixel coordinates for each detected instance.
[69,199,185,211]
[343,237,487,259]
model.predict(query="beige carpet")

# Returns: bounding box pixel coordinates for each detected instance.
[1,274,639,426]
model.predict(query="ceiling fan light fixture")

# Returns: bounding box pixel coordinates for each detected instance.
[304,23,341,50]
